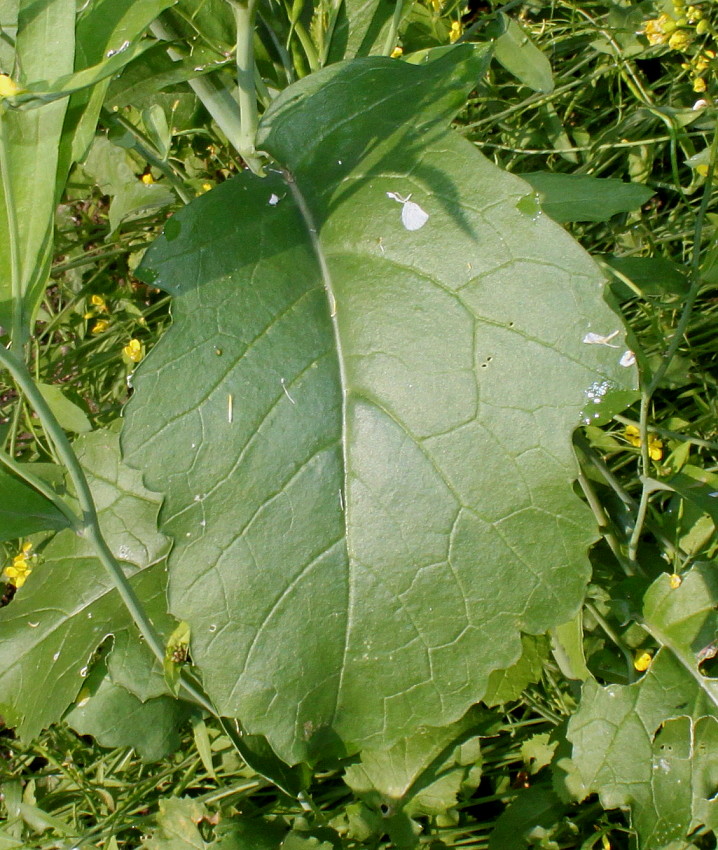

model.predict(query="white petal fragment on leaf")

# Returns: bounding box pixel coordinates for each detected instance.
[386,191,430,231]
[582,330,620,347]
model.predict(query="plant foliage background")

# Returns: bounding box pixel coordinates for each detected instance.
[0,0,717,848]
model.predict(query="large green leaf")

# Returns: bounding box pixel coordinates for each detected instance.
[567,564,718,848]
[0,430,171,739]
[122,46,635,764]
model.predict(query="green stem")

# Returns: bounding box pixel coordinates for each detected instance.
[382,0,406,56]
[585,601,636,684]
[0,108,25,351]
[150,18,246,161]
[229,0,266,174]
[0,345,168,662]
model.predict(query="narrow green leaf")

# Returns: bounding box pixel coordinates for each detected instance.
[36,382,91,433]
[0,429,170,741]
[601,255,689,300]
[550,612,590,682]
[0,468,70,540]
[327,0,397,61]
[0,0,74,336]
[520,173,655,223]
[6,40,153,109]
[123,48,635,764]
[489,13,554,93]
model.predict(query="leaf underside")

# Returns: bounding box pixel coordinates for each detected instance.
[122,47,635,764]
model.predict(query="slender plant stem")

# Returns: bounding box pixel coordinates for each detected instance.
[382,0,406,56]
[0,345,170,662]
[0,447,80,528]
[0,109,25,351]
[585,602,636,684]
[150,17,246,159]
[228,0,266,175]
[102,111,193,204]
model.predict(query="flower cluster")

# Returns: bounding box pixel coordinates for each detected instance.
[643,1,716,94]
[84,293,111,335]
[3,542,36,588]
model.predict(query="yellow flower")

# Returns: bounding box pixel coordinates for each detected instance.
[92,319,110,334]
[3,542,36,588]
[141,172,154,185]
[391,46,404,58]
[669,573,682,588]
[644,15,672,44]
[449,20,463,43]
[634,651,653,672]
[0,74,22,98]
[123,338,143,363]
[624,424,663,461]
[668,29,693,51]
[90,294,108,312]
[693,76,707,92]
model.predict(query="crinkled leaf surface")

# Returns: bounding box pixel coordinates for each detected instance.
[567,564,718,848]
[0,429,170,740]
[122,47,634,764]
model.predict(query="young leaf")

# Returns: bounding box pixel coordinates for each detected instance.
[488,13,554,93]
[0,429,171,741]
[122,47,635,764]
[65,674,191,762]
[567,564,718,848]
[520,173,655,223]
[344,707,491,817]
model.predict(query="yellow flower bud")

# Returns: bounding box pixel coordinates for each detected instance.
[0,74,22,98]
[449,21,463,43]
[141,172,154,184]
[391,46,404,58]
[668,29,693,50]
[693,76,707,92]
[634,651,653,672]
[92,319,110,334]
[696,18,710,35]
[669,573,682,588]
